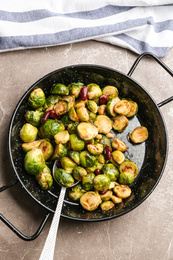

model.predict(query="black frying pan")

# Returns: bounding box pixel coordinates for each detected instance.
[1,52,173,240]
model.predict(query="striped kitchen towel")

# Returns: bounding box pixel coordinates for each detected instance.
[1,0,173,57]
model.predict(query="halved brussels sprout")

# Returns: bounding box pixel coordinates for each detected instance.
[68,82,84,98]
[100,135,112,150]
[50,83,69,95]
[86,161,104,173]
[112,138,128,152]
[72,166,87,181]
[76,106,89,121]
[87,83,102,99]
[98,154,105,164]
[20,123,38,143]
[119,160,138,177]
[69,184,86,201]
[36,171,53,190]
[70,134,85,151]
[114,100,131,115]
[87,143,103,155]
[93,174,111,191]
[80,151,97,167]
[25,109,44,127]
[24,148,45,175]
[77,122,98,140]
[94,115,112,134]
[68,106,79,122]
[44,95,60,109]
[89,111,97,123]
[112,115,129,132]
[28,88,46,109]
[80,191,101,211]
[60,157,77,173]
[86,100,98,113]
[54,100,68,116]
[54,130,70,144]
[38,119,64,139]
[129,126,148,143]
[60,114,72,126]
[111,151,125,164]
[113,185,131,199]
[38,140,54,161]
[67,122,79,134]
[100,201,115,211]
[107,97,120,117]
[98,105,107,115]
[100,190,113,201]
[68,150,80,165]
[52,143,67,160]
[75,99,86,109]
[119,172,134,185]
[22,139,44,152]
[82,173,95,191]
[111,195,122,204]
[102,163,119,181]
[61,95,75,110]
[102,85,119,99]
[54,168,74,187]
[126,101,138,117]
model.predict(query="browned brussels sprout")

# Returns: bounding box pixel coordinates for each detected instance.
[44,95,60,109]
[68,106,79,122]
[28,88,46,109]
[126,100,138,117]
[80,151,97,168]
[129,126,148,143]
[100,190,113,201]
[82,173,95,191]
[50,83,69,95]
[113,185,132,199]
[76,106,89,121]
[68,150,80,165]
[69,184,86,201]
[52,143,67,160]
[87,143,103,155]
[119,172,134,185]
[60,157,77,173]
[54,130,70,144]
[80,191,101,211]
[111,195,122,204]
[98,104,107,115]
[93,174,111,191]
[61,95,75,110]
[72,166,87,181]
[102,163,119,181]
[38,119,64,139]
[70,134,85,151]
[119,160,138,177]
[22,139,44,152]
[68,82,84,98]
[102,85,119,99]
[112,138,128,152]
[114,100,131,115]
[24,148,45,175]
[38,140,54,161]
[100,135,112,150]
[20,123,38,143]
[67,122,79,134]
[87,83,102,99]
[86,100,98,113]
[36,171,53,190]
[100,201,115,211]
[25,109,44,127]
[112,115,129,132]
[54,100,68,116]
[98,154,105,164]
[54,168,74,187]
[94,115,112,134]
[107,96,120,117]
[111,151,125,164]
[88,111,97,122]
[77,122,98,140]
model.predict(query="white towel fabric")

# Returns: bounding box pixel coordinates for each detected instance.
[0,0,173,57]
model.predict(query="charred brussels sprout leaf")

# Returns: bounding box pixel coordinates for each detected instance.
[20,123,38,143]
[50,83,69,95]
[54,168,74,187]
[102,163,119,181]
[24,148,45,175]
[38,119,64,139]
[25,109,44,127]
[28,88,46,109]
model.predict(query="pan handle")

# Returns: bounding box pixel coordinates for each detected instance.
[127,52,173,107]
[0,180,51,241]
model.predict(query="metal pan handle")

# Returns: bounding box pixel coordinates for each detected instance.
[0,180,51,241]
[127,52,173,107]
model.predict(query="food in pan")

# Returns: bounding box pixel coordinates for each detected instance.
[20,82,148,212]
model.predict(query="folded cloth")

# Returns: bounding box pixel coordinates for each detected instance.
[1,0,173,57]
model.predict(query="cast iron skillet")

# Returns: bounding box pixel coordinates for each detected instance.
[1,52,173,240]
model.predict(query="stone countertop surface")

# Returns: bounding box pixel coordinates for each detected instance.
[0,41,173,260]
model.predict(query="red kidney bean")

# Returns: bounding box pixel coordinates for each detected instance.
[80,86,88,101]
[100,190,108,195]
[104,146,111,160]
[95,169,101,175]
[49,110,60,120]
[41,111,51,124]
[100,95,107,105]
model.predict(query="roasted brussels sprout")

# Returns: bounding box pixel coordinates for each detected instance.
[68,82,84,98]
[60,114,72,126]
[69,184,86,201]
[126,100,138,117]
[54,130,70,144]
[77,122,98,140]
[100,201,115,211]
[22,139,44,152]
[38,119,64,139]
[54,100,68,116]
[20,123,38,143]
[50,83,69,95]
[36,171,53,190]
[94,115,112,134]
[98,104,107,115]
[82,173,95,191]
[100,135,112,149]
[93,174,111,191]
[89,111,97,122]
[80,151,97,167]
[87,83,102,99]
[67,122,79,134]
[80,191,101,211]
[60,157,77,173]
[119,160,138,177]
[68,150,80,165]
[70,134,85,151]
[44,95,60,109]
[86,161,104,173]
[73,166,87,181]
[61,95,75,110]
[38,140,54,161]
[112,115,129,132]
[107,96,120,117]
[102,163,119,181]
[114,100,131,115]
[98,154,105,164]
[100,190,113,201]
[52,143,67,160]
[112,138,128,152]
[129,126,148,143]
[102,85,119,99]
[76,106,89,121]
[54,168,74,187]
[113,185,131,199]
[87,143,103,155]
[86,100,98,113]
[75,99,86,109]
[112,151,125,164]
[119,172,134,185]
[24,148,45,175]
[28,88,46,109]
[68,106,79,122]
[111,195,122,204]
[25,109,44,127]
